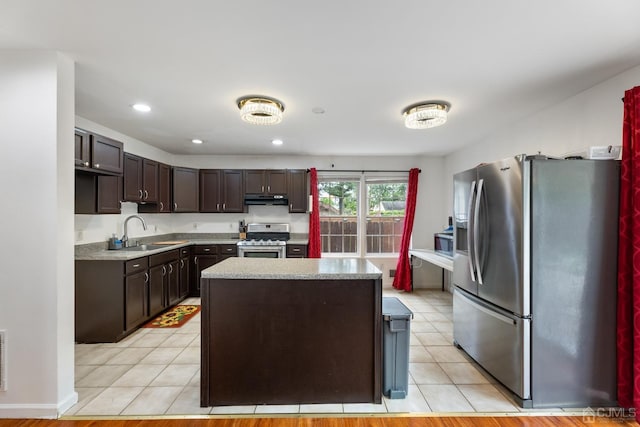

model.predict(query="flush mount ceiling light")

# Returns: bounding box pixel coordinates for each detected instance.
[191,139,203,144]
[402,101,450,129]
[237,96,284,125]
[132,103,151,113]
[272,139,283,146]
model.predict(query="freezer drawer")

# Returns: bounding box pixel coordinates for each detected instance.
[453,288,530,400]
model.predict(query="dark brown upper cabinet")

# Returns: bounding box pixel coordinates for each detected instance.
[74,128,124,175]
[200,169,244,213]
[139,162,171,213]
[75,172,122,214]
[172,167,199,212]
[123,153,158,203]
[287,169,308,213]
[123,154,143,201]
[244,169,287,195]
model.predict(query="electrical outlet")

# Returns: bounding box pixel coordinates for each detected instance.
[193,223,198,229]
[154,225,158,232]
[76,230,83,241]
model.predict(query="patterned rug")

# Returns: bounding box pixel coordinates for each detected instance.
[143,305,201,328]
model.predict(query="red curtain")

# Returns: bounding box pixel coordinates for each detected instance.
[618,86,640,419]
[308,168,321,258]
[392,168,420,292]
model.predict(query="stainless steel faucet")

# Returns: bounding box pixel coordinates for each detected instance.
[122,215,147,247]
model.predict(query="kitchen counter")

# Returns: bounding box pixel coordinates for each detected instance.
[201,257,381,280]
[75,234,309,260]
[200,257,383,406]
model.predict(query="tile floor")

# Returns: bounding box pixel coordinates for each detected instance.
[65,290,567,416]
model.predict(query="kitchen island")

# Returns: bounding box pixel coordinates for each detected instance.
[200,257,383,407]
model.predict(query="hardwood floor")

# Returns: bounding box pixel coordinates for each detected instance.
[0,416,637,427]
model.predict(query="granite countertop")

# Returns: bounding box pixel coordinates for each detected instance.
[201,257,382,280]
[75,233,309,261]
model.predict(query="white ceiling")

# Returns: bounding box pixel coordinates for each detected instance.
[2,1,640,156]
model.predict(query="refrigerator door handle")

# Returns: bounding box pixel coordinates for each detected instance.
[474,178,484,285]
[467,180,477,282]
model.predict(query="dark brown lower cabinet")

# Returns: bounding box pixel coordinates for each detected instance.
[200,276,382,406]
[192,254,218,297]
[125,270,148,331]
[286,244,308,258]
[76,248,188,343]
[191,244,238,297]
[149,250,180,317]
[179,247,191,299]
[167,260,180,305]
[148,264,167,316]
[76,257,148,343]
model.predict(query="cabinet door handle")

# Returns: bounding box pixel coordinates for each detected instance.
[94,163,100,168]
[290,203,293,210]
[268,185,271,192]
[261,185,264,192]
[194,256,198,265]
[168,264,173,274]
[174,202,178,211]
[84,161,89,167]
[217,203,220,211]
[180,259,184,268]
[138,189,143,199]
[293,248,300,252]
[133,264,140,268]
[203,248,210,252]
[226,248,232,252]
[144,272,149,283]
[160,202,164,211]
[162,266,167,275]
[223,203,226,211]
[143,190,148,200]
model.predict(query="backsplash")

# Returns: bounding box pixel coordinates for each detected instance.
[74,202,310,244]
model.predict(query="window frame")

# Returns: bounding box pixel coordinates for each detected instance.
[318,171,408,259]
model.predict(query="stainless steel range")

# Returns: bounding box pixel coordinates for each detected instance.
[237,223,290,258]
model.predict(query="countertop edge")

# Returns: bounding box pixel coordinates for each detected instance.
[76,238,310,261]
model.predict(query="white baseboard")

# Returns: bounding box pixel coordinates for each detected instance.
[0,403,59,419]
[57,391,79,416]
[0,391,78,419]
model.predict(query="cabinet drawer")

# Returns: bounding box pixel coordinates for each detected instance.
[286,244,307,257]
[218,244,238,256]
[125,257,148,275]
[194,245,218,255]
[149,249,179,267]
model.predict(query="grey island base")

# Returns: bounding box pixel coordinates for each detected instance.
[200,258,383,407]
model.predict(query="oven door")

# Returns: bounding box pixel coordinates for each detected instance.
[237,245,285,258]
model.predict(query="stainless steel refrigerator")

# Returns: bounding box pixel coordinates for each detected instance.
[452,154,619,408]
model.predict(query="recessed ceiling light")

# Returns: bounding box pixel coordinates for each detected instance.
[272,139,283,146]
[132,103,151,113]
[192,139,203,144]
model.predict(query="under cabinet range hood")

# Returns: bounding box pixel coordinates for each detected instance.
[243,194,289,206]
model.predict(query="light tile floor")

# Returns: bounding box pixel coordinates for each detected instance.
[66,290,567,416]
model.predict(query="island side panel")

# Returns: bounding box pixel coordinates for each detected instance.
[201,278,382,406]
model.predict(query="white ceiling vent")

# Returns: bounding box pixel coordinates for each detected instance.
[0,330,6,391]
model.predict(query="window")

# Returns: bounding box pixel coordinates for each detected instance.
[366,180,406,254]
[318,174,408,256]
[319,179,359,254]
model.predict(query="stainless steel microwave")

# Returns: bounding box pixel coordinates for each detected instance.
[434,233,453,257]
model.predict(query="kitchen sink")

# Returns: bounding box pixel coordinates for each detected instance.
[122,244,172,251]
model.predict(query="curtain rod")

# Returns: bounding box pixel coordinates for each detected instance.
[307,169,421,173]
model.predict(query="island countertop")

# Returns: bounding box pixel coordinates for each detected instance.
[201,257,382,280]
